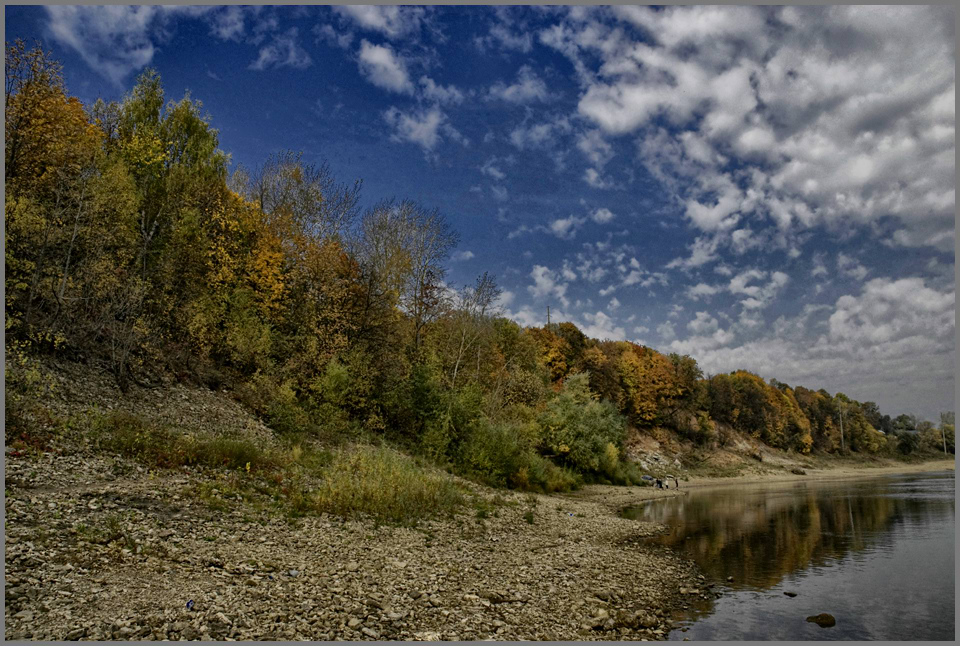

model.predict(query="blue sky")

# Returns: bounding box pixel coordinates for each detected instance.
[5,5,955,421]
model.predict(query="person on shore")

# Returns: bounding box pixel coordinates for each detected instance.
[674,476,679,489]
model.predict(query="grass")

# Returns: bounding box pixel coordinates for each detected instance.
[312,445,467,525]
[89,410,467,525]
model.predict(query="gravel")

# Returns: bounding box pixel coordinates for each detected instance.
[5,362,708,641]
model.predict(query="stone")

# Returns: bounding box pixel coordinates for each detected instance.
[345,562,360,573]
[347,618,362,629]
[288,570,300,578]
[806,613,836,628]
[361,627,379,638]
[784,591,798,598]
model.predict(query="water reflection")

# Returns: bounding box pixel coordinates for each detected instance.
[622,472,955,640]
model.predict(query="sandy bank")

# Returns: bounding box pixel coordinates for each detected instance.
[568,458,954,511]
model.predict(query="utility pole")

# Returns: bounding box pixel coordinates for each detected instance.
[546,305,550,328]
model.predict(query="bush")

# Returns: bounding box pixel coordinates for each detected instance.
[312,445,466,525]
[455,418,580,492]
[93,410,275,471]
[538,373,627,476]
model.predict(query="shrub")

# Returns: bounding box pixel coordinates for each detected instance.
[312,445,466,525]
[538,373,627,476]
[454,418,580,492]
[93,410,275,471]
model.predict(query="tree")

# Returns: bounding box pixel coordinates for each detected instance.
[357,199,458,353]
[247,150,361,242]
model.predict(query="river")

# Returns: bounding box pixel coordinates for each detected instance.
[622,471,955,640]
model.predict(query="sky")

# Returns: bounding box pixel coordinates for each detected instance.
[4,5,956,421]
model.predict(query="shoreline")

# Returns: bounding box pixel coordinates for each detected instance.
[5,428,953,642]
[566,457,955,511]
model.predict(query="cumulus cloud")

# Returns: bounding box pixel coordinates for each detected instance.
[44,5,212,84]
[548,216,585,240]
[583,168,615,189]
[728,269,789,310]
[591,208,615,224]
[837,253,869,281]
[249,28,312,71]
[509,115,572,150]
[542,5,955,255]
[686,282,721,300]
[489,65,551,103]
[382,106,463,152]
[480,158,506,181]
[333,5,425,40]
[671,276,955,419]
[579,310,626,340]
[419,76,465,105]
[357,40,413,94]
[528,265,570,307]
[452,250,475,262]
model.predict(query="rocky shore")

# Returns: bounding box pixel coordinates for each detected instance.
[4,449,705,641]
[7,362,949,641]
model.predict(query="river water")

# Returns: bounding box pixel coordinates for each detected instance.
[622,471,956,640]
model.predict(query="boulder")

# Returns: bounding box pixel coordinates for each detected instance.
[806,613,836,628]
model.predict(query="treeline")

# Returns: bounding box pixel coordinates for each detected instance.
[5,42,953,493]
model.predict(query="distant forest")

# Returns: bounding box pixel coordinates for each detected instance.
[6,41,953,492]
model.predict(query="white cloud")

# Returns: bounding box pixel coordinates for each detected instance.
[452,250,475,262]
[209,5,246,41]
[837,253,869,281]
[476,20,533,53]
[608,297,621,311]
[579,310,626,340]
[677,276,954,419]
[383,106,463,152]
[250,28,312,71]
[419,76,465,105]
[480,158,506,181]
[333,5,425,40]
[544,5,955,252]
[666,235,721,270]
[528,265,570,307]
[686,282,721,300]
[314,23,353,49]
[357,40,413,94]
[548,216,585,240]
[577,129,614,167]
[728,269,789,309]
[44,5,212,84]
[687,311,719,334]
[591,208,615,224]
[583,168,614,189]
[489,65,551,103]
[509,115,572,150]
[657,321,677,341]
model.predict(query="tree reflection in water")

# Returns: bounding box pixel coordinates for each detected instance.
[622,474,955,590]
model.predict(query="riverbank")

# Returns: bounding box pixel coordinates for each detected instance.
[5,446,707,641]
[567,457,955,511]
[5,360,952,641]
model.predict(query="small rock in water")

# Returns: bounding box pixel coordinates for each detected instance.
[784,591,798,598]
[806,613,836,628]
